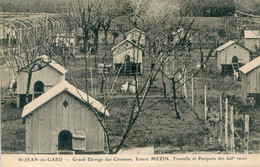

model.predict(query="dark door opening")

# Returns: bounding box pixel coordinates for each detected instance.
[232,56,238,63]
[34,81,44,98]
[58,130,72,150]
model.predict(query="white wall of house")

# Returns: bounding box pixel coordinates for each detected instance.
[113,42,143,64]
[16,65,65,94]
[125,31,145,45]
[217,43,250,71]
[244,38,260,52]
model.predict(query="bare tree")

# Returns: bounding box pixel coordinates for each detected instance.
[9,29,57,104]
[67,0,206,153]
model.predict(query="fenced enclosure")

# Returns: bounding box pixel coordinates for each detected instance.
[182,72,260,154]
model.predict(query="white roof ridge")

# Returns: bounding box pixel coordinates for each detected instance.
[216,41,250,52]
[216,40,235,51]
[125,28,145,36]
[244,30,260,39]
[17,55,67,74]
[111,39,144,51]
[22,80,109,118]
[239,56,260,74]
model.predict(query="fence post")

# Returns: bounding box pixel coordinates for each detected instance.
[225,98,229,148]
[219,95,223,143]
[196,79,198,108]
[230,106,235,154]
[204,85,207,124]
[244,115,249,154]
[191,75,194,107]
[183,66,187,100]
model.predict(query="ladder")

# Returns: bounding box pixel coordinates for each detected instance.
[232,63,241,80]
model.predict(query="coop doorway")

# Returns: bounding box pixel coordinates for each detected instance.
[58,130,73,150]
[34,81,44,98]
[232,56,238,63]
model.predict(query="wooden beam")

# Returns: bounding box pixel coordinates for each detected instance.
[230,106,235,153]
[219,95,223,143]
[183,65,187,100]
[204,85,207,124]
[225,98,228,148]
[191,75,194,107]
[244,115,249,154]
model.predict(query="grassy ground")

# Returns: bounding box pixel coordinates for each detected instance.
[2,46,260,153]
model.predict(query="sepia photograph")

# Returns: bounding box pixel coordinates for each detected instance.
[0,0,260,166]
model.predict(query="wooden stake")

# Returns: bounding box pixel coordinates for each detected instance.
[90,66,93,96]
[0,76,1,123]
[219,95,223,143]
[230,106,235,154]
[225,98,228,148]
[183,66,187,100]
[244,115,249,154]
[196,79,199,108]
[191,75,194,107]
[204,85,207,124]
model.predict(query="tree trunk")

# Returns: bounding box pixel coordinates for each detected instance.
[83,29,89,53]
[25,70,33,104]
[100,74,104,93]
[104,29,108,58]
[162,71,167,97]
[200,44,204,69]
[172,79,181,119]
[112,36,115,44]
[83,28,89,95]
[93,30,99,68]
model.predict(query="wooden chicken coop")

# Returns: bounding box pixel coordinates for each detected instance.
[244,30,260,52]
[239,56,260,105]
[16,55,66,108]
[216,40,250,75]
[125,28,146,46]
[112,40,144,76]
[22,81,109,154]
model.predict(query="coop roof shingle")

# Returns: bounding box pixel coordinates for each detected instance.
[244,30,260,39]
[21,81,109,118]
[111,39,144,51]
[125,28,145,36]
[216,40,250,52]
[239,56,260,74]
[17,55,67,74]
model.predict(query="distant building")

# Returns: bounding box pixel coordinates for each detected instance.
[125,28,145,46]
[16,55,66,108]
[0,26,17,44]
[239,56,260,105]
[112,40,144,75]
[22,81,109,154]
[55,33,76,48]
[244,30,260,52]
[216,41,250,74]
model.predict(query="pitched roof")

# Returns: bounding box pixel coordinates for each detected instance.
[239,56,260,74]
[216,40,250,52]
[125,28,145,36]
[21,81,109,118]
[111,39,144,51]
[244,30,260,39]
[17,55,67,74]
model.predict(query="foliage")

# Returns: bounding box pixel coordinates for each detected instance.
[179,0,236,17]
[1,122,25,151]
